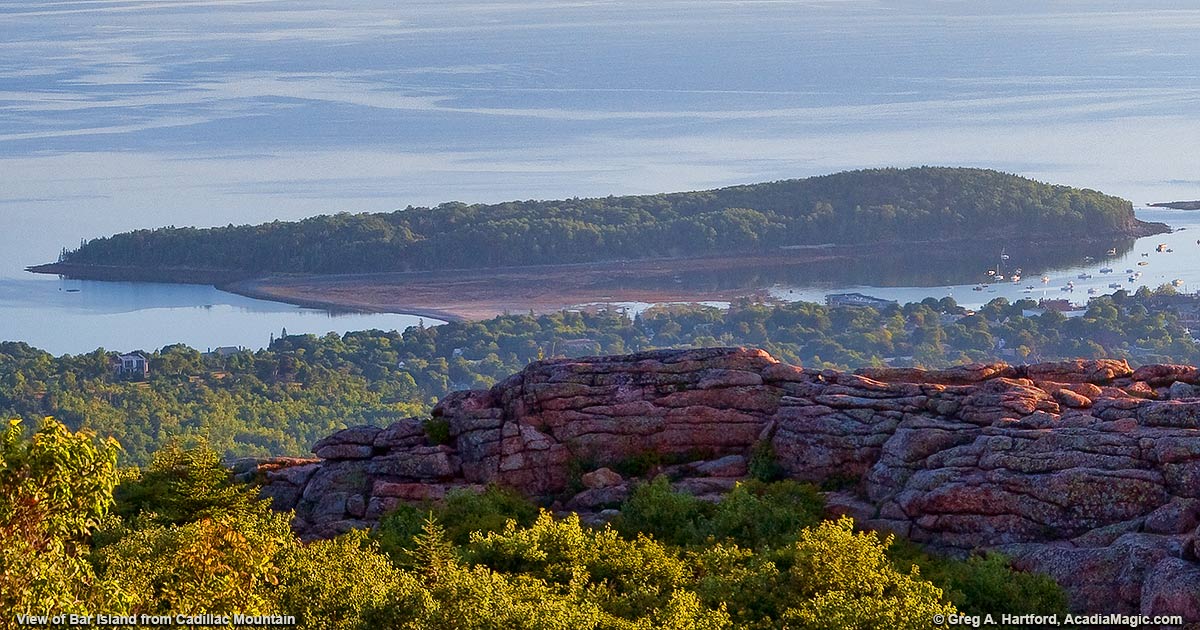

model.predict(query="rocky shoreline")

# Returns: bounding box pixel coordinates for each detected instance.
[247,347,1200,619]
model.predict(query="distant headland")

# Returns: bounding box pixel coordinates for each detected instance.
[1149,200,1200,210]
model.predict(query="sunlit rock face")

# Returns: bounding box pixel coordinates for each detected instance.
[257,348,1200,619]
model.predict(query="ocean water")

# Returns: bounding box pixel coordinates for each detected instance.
[2,1,1199,353]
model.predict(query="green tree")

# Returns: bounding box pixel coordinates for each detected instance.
[0,417,120,615]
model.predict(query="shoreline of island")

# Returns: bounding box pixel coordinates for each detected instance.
[27,223,1171,322]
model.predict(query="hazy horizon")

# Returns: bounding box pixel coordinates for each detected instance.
[4,1,1200,280]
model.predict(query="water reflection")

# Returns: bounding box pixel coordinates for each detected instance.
[599,209,1197,309]
[0,276,440,356]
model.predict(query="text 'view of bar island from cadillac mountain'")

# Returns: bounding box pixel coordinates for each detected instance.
[3,2,1200,628]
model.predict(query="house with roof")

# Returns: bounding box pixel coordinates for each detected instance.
[112,352,149,379]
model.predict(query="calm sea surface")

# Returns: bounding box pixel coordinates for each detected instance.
[2,1,1199,354]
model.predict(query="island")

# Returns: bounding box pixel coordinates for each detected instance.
[29,167,1169,318]
[1149,200,1200,210]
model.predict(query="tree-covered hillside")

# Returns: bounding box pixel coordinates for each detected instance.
[55,168,1148,274]
[3,422,1066,629]
[1,287,1196,466]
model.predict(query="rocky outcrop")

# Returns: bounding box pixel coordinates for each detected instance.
[258,348,1200,618]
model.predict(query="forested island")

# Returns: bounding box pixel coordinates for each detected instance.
[3,287,1197,466]
[35,167,1164,280]
[1149,200,1200,210]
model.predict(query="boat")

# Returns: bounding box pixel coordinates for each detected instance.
[1126,268,1135,273]
[1174,279,1185,287]
[1167,249,1174,253]
[1041,276,1050,283]
[1077,273,1091,279]
[1026,285,1035,290]
[1142,252,1150,257]
[1088,288,1097,294]
[1106,248,1117,256]
[65,288,80,293]
[1138,261,1149,266]
[1023,288,1033,293]
[1061,286,1073,292]
[1157,243,1169,252]
[996,275,1005,281]
[1011,275,1021,283]
[1109,283,1122,289]
[1133,271,1142,278]
[973,285,985,292]
[1100,267,1113,273]
[986,269,996,276]
[1001,248,1010,261]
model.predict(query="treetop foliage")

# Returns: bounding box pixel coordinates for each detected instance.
[1,424,1068,628]
[60,168,1138,273]
[1,288,1197,466]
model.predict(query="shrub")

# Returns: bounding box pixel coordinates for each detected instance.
[783,517,957,629]
[422,418,452,446]
[747,441,784,482]
[887,540,1069,617]
[374,485,540,561]
[111,438,258,527]
[614,478,825,550]
[0,418,120,615]
[707,480,824,548]
[277,530,415,630]
[613,476,714,547]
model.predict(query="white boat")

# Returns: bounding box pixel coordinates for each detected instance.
[1041,276,1050,283]
[1011,275,1021,283]
[1107,248,1117,255]
[1077,273,1091,279]
[1173,279,1185,287]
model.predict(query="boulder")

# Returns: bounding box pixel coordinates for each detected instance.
[581,467,623,489]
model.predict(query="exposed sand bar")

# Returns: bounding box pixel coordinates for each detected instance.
[220,252,842,321]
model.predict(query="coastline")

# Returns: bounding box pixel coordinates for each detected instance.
[26,224,1173,321]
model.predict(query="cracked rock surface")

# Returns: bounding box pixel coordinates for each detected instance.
[254,348,1200,618]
